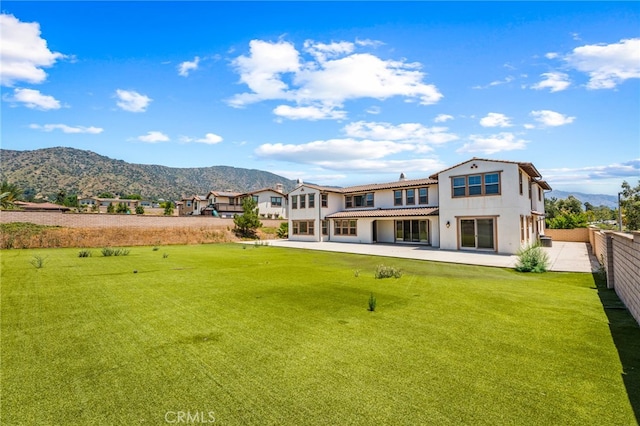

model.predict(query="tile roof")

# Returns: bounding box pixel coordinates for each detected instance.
[325,207,439,219]
[428,157,543,179]
[296,178,437,194]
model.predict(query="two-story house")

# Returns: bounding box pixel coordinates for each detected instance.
[287,158,551,255]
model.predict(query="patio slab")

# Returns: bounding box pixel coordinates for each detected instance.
[247,240,596,273]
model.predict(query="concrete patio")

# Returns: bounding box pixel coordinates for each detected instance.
[251,240,596,273]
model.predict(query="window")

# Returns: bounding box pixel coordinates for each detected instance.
[186,201,192,207]
[308,194,315,208]
[519,172,523,195]
[418,187,428,204]
[528,180,532,199]
[346,193,374,208]
[271,196,282,207]
[394,190,403,206]
[321,193,328,207]
[300,194,306,209]
[292,195,298,209]
[366,192,374,207]
[452,172,502,197]
[252,195,259,203]
[334,219,357,236]
[484,173,500,194]
[538,187,542,202]
[292,220,314,235]
[453,177,466,197]
[406,189,415,205]
[322,220,328,235]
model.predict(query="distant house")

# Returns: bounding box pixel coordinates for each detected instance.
[287,158,551,255]
[243,185,288,219]
[178,195,207,216]
[201,191,243,218]
[183,184,288,219]
[14,201,71,212]
[78,197,149,212]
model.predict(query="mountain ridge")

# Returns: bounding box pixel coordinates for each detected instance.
[1,147,297,201]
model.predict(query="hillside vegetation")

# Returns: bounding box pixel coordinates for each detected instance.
[1,147,296,200]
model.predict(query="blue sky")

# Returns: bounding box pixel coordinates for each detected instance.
[1,1,639,196]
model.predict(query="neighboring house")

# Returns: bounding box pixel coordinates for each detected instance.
[287,158,551,255]
[79,197,143,212]
[201,191,243,218]
[13,201,71,212]
[178,195,207,216]
[243,186,288,219]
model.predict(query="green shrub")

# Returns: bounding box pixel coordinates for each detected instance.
[101,247,114,257]
[515,244,549,273]
[78,249,92,258]
[276,222,289,238]
[101,247,129,257]
[375,264,403,279]
[368,293,377,312]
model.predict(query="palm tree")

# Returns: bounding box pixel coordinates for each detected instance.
[0,181,22,209]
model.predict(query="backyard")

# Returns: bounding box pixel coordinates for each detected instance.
[1,244,638,425]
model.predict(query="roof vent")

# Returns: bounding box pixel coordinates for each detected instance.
[399,173,406,181]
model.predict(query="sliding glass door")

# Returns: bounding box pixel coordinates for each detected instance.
[460,218,495,250]
[395,220,430,244]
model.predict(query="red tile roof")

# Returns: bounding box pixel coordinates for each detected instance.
[326,207,439,218]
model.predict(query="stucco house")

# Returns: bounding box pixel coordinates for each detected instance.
[185,185,288,218]
[287,158,551,255]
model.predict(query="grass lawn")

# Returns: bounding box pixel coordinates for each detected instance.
[1,244,638,425]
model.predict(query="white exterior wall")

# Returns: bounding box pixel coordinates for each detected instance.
[252,190,287,219]
[437,160,536,254]
[288,186,324,241]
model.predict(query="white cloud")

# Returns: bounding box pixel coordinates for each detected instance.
[255,138,415,164]
[229,38,442,119]
[473,76,514,89]
[479,113,512,128]
[115,89,152,112]
[530,110,575,127]
[541,160,639,188]
[434,114,453,123]
[565,38,640,89]
[137,131,169,143]
[343,121,458,145]
[457,132,527,155]
[178,56,200,77]
[366,106,381,115]
[273,104,347,120]
[197,133,223,144]
[0,14,64,86]
[6,88,60,110]
[531,72,571,92]
[545,52,559,59]
[29,123,103,134]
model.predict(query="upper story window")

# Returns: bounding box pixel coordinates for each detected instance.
[451,172,502,198]
[292,195,298,209]
[419,187,428,204]
[271,196,282,207]
[394,190,403,206]
[300,194,306,208]
[345,193,374,208]
[252,195,259,203]
[406,189,415,205]
[321,193,328,207]
[308,194,315,208]
[519,171,523,195]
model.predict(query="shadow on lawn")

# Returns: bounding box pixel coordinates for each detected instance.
[593,272,640,423]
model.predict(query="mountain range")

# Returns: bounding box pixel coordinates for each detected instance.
[1,147,296,201]
[1,147,620,208]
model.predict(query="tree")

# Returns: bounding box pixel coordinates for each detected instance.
[98,192,115,198]
[161,201,174,216]
[135,205,145,215]
[107,202,115,213]
[116,202,130,214]
[122,194,142,200]
[0,181,22,209]
[545,195,587,229]
[620,180,640,231]
[233,197,262,238]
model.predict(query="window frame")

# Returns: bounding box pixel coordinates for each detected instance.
[292,220,315,235]
[451,172,502,198]
[418,187,428,204]
[334,219,357,236]
[292,195,298,209]
[406,188,415,205]
[300,194,306,209]
[394,190,403,206]
[270,196,282,207]
[308,193,315,208]
[321,193,328,208]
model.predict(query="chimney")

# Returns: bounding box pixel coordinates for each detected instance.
[275,183,284,192]
[295,179,303,188]
[399,173,406,181]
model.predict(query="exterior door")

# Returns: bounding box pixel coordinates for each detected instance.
[460,218,495,250]
[395,220,430,244]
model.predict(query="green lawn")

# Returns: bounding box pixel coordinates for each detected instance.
[1,244,638,425]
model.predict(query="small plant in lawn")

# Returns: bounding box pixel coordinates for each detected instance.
[78,249,92,258]
[368,293,377,312]
[254,240,269,247]
[354,269,360,277]
[101,247,115,257]
[515,244,550,273]
[375,264,403,279]
[101,247,130,257]
[29,255,47,269]
[152,246,159,251]
[163,253,169,258]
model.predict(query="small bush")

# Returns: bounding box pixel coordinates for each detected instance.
[375,264,403,279]
[368,293,377,312]
[29,255,47,269]
[101,247,115,257]
[354,269,360,277]
[515,244,549,273]
[152,246,159,251]
[78,249,92,258]
[101,247,130,257]
[163,253,169,258]
[276,222,289,239]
